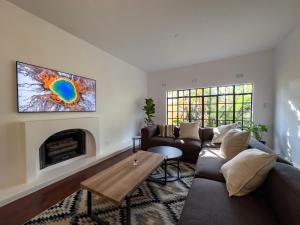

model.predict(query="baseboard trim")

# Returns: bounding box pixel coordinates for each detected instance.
[0,146,131,207]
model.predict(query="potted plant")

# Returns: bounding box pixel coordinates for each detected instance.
[246,122,268,144]
[142,98,155,126]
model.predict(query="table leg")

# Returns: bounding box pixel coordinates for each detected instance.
[164,159,167,185]
[86,191,109,225]
[87,191,92,216]
[126,195,131,225]
[132,139,135,152]
[177,159,180,179]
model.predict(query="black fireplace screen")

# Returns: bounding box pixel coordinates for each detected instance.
[39,129,86,169]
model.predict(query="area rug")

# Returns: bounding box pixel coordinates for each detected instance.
[24,162,195,225]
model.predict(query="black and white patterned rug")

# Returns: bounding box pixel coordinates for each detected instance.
[24,162,195,225]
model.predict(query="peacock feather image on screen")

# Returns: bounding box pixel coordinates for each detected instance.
[17,62,96,112]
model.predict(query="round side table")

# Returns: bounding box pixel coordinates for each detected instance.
[147,146,182,183]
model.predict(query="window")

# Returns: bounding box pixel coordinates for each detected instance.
[167,83,253,129]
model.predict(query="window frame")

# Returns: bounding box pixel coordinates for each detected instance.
[166,83,253,129]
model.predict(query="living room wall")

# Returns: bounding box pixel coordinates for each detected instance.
[0,1,147,187]
[148,50,274,146]
[274,24,300,167]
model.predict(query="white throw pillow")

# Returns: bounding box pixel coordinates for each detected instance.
[211,123,237,144]
[179,122,200,140]
[220,149,276,197]
[220,129,250,160]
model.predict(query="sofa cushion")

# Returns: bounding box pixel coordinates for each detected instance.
[264,162,300,225]
[158,125,174,138]
[200,127,214,141]
[178,178,280,225]
[179,122,200,139]
[212,123,237,144]
[172,138,201,163]
[221,149,276,196]
[195,148,226,182]
[220,129,250,160]
[202,140,221,148]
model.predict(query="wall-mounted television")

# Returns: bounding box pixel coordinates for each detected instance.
[16,62,96,112]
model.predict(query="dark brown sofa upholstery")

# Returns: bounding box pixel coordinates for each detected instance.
[141,125,289,164]
[141,125,203,163]
[179,162,300,225]
[141,125,298,225]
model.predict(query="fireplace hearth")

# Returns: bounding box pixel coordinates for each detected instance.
[39,129,86,169]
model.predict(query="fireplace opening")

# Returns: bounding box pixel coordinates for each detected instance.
[39,129,86,169]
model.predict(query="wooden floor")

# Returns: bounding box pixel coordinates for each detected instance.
[0,150,133,225]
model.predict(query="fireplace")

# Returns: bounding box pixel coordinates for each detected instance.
[39,129,86,169]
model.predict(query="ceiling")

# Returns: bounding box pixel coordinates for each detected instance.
[8,0,300,72]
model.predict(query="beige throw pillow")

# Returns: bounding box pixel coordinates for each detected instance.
[179,122,200,140]
[220,129,250,160]
[220,149,277,197]
[212,123,237,144]
[158,125,174,138]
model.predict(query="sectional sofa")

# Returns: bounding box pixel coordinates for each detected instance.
[141,125,300,225]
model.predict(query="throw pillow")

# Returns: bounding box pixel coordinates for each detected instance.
[179,122,200,140]
[158,125,174,138]
[211,123,237,144]
[220,129,251,160]
[220,149,277,197]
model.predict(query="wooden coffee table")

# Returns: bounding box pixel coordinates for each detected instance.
[80,150,164,225]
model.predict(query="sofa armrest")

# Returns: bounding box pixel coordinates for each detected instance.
[249,137,292,165]
[141,125,159,140]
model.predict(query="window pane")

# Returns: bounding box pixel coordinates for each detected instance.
[226,112,233,120]
[172,91,177,97]
[226,95,233,103]
[190,89,196,96]
[167,91,173,98]
[191,97,197,104]
[244,94,252,103]
[226,86,233,94]
[184,97,189,104]
[226,104,233,111]
[210,104,216,111]
[197,88,202,96]
[211,87,217,95]
[218,104,225,111]
[219,86,226,94]
[243,103,251,111]
[244,84,252,93]
[218,96,225,103]
[235,95,243,103]
[184,90,189,96]
[196,97,202,104]
[204,88,210,95]
[179,90,184,97]
[235,85,243,94]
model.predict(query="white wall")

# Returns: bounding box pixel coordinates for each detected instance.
[274,25,300,167]
[148,50,274,146]
[0,1,147,187]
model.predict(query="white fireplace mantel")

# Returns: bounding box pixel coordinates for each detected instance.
[23,117,99,183]
[0,117,131,207]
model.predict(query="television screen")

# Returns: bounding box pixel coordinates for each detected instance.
[17,62,96,112]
